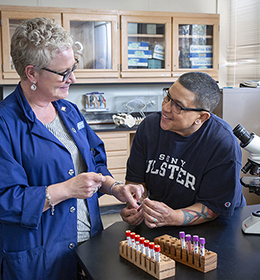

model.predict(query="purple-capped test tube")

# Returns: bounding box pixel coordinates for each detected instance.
[179,231,186,249]
[193,235,199,254]
[199,237,205,256]
[185,234,192,254]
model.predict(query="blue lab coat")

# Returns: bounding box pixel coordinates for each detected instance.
[0,83,111,280]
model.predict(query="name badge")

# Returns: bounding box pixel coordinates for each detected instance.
[77,121,84,130]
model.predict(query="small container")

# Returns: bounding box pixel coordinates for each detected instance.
[125,230,131,246]
[140,237,145,254]
[199,237,205,256]
[155,245,161,262]
[193,235,199,254]
[149,242,155,259]
[144,240,150,256]
[179,231,186,249]
[185,234,192,254]
[130,232,136,249]
[135,235,141,252]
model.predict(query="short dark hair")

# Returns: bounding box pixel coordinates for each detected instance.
[177,72,220,112]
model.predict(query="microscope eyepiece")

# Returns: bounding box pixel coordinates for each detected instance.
[233,124,253,147]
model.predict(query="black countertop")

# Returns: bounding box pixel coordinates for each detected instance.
[83,111,154,132]
[75,204,260,280]
[89,123,137,132]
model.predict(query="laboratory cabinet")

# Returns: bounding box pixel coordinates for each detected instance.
[120,14,172,79]
[62,12,119,82]
[120,11,219,82]
[0,9,61,84]
[0,5,219,84]
[172,15,219,81]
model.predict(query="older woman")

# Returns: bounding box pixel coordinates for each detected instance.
[0,17,143,280]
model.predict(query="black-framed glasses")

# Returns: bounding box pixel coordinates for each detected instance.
[162,88,210,114]
[42,57,79,82]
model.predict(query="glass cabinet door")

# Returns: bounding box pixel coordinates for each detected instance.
[121,16,171,78]
[1,11,61,81]
[178,24,213,69]
[62,14,119,81]
[172,17,219,80]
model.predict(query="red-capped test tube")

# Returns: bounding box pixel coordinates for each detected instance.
[179,231,186,249]
[140,237,145,254]
[199,237,205,256]
[130,232,136,249]
[125,230,131,246]
[185,234,192,255]
[135,235,141,252]
[155,245,161,262]
[144,240,150,256]
[193,235,199,254]
[149,242,155,259]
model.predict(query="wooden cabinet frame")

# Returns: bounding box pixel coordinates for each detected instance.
[0,6,220,84]
[172,15,219,81]
[62,13,119,81]
[120,15,171,79]
[1,11,61,82]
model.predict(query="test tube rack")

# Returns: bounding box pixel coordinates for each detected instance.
[154,234,217,273]
[119,240,175,279]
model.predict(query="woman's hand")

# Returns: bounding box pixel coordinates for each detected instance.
[65,172,106,199]
[112,183,144,209]
[43,172,106,213]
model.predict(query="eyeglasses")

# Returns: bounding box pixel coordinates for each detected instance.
[162,88,210,114]
[42,57,79,82]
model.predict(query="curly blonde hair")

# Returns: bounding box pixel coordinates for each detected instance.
[11,17,73,80]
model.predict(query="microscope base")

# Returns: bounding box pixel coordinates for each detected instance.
[242,210,260,234]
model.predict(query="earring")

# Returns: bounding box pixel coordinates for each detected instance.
[31,81,37,91]
[195,119,200,125]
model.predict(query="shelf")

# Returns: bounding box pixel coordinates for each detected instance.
[178,35,213,39]
[128,34,164,38]
[82,108,110,112]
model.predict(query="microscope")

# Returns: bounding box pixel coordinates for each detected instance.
[233,124,260,234]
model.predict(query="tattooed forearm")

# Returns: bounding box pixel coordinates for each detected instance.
[181,205,216,225]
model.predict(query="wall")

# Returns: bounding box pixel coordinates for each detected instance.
[221,88,260,205]
[0,0,218,13]
[217,0,229,87]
